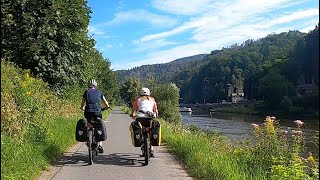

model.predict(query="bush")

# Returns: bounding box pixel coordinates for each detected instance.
[153,83,181,124]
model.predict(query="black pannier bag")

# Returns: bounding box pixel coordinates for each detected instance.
[129,121,142,147]
[150,120,161,146]
[94,118,107,141]
[76,119,87,142]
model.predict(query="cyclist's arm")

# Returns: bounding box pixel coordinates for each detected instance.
[152,97,159,117]
[131,98,138,117]
[102,95,110,108]
[80,98,86,110]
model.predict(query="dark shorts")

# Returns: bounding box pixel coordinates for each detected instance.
[84,111,102,121]
[84,111,107,141]
[136,117,152,128]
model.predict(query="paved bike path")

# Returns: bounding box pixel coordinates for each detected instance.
[38,106,193,180]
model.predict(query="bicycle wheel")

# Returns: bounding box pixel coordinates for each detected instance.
[143,133,149,165]
[88,130,93,165]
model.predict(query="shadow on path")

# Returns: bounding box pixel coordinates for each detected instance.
[53,150,146,167]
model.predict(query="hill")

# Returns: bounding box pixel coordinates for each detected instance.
[116,54,208,83]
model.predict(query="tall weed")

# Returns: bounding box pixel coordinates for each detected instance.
[1,61,82,180]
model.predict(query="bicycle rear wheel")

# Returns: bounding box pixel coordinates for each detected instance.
[143,133,149,165]
[88,131,93,165]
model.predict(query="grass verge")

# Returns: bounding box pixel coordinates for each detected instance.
[1,116,79,180]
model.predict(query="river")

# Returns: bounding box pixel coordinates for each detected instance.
[181,109,319,142]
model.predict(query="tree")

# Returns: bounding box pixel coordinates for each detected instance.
[1,0,94,91]
[258,71,295,108]
[119,77,141,107]
[153,83,181,124]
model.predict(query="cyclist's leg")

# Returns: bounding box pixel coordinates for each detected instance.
[150,145,154,157]
[84,112,94,146]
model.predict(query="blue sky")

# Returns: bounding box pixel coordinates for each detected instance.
[87,0,319,70]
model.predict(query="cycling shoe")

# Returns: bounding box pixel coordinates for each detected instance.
[98,145,104,153]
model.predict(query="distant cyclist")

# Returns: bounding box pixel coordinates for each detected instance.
[131,87,158,157]
[80,79,110,153]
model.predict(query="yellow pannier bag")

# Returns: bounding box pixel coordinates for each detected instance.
[129,121,142,147]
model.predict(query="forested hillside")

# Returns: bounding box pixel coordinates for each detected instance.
[182,27,319,118]
[179,30,306,103]
[116,54,208,84]
[117,27,319,118]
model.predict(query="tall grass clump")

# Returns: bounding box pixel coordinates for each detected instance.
[159,115,319,179]
[1,61,82,180]
[241,117,319,179]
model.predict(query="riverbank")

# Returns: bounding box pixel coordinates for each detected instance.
[121,106,319,180]
[214,105,319,121]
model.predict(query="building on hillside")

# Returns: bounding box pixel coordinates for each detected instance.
[226,83,245,103]
[296,75,317,97]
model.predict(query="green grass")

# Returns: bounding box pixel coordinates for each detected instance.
[159,118,319,180]
[121,105,318,180]
[160,121,266,180]
[1,116,80,180]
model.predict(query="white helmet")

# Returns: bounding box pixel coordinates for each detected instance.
[89,79,98,87]
[140,87,150,96]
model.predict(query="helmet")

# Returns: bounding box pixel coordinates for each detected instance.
[89,79,98,87]
[140,87,150,96]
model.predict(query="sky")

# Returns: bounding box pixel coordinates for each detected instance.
[87,0,319,70]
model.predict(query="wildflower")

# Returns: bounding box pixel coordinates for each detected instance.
[307,152,316,163]
[271,116,276,120]
[21,82,27,88]
[44,94,49,99]
[293,120,304,128]
[250,123,259,128]
[265,116,274,123]
[281,130,288,134]
[292,130,303,136]
[26,90,32,96]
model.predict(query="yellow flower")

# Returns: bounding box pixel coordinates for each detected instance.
[307,152,315,163]
[21,82,27,88]
[26,90,32,96]
[24,70,30,79]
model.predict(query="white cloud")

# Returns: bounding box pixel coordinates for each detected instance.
[260,9,319,28]
[139,1,318,44]
[88,26,105,36]
[132,39,179,53]
[105,0,318,70]
[106,9,177,27]
[151,0,213,15]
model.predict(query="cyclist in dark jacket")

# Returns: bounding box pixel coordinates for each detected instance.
[80,79,110,153]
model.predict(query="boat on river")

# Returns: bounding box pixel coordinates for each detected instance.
[179,106,192,112]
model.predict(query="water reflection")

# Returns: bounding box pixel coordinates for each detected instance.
[181,110,319,142]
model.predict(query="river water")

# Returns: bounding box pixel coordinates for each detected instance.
[181,110,319,142]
